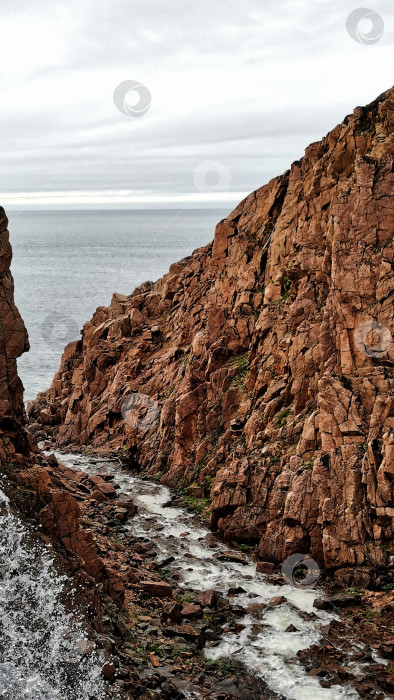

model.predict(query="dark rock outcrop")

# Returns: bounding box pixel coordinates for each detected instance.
[0,207,30,460]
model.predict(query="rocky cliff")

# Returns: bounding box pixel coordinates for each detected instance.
[0,207,30,460]
[0,207,128,606]
[31,87,394,578]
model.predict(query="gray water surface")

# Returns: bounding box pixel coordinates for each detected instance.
[10,208,227,401]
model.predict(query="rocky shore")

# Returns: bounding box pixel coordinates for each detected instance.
[0,86,393,699]
[30,87,393,581]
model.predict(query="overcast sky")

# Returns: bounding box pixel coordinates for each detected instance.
[0,0,393,209]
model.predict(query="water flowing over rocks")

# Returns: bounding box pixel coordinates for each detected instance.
[0,488,109,700]
[31,87,394,580]
[49,450,366,699]
[0,208,116,697]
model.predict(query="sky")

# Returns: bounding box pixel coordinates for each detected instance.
[0,0,393,209]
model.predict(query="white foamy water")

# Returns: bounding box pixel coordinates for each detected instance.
[55,452,360,700]
[0,483,110,700]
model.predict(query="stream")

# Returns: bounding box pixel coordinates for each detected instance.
[54,452,361,700]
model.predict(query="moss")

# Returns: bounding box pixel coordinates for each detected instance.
[229,352,249,369]
[229,352,249,388]
[181,353,191,367]
[276,407,291,427]
[273,290,291,307]
[233,541,250,553]
[204,659,237,675]
[180,494,211,515]
[282,274,291,291]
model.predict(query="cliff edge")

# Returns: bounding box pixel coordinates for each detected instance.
[31,87,394,578]
[0,207,30,460]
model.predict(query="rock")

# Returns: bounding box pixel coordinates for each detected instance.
[246,602,267,618]
[268,596,287,607]
[161,601,182,623]
[140,580,174,598]
[181,603,203,619]
[195,589,218,608]
[256,562,275,574]
[214,552,248,565]
[229,586,247,596]
[102,662,116,681]
[313,594,362,610]
[379,642,394,659]
[149,654,160,668]
[156,555,175,568]
[162,624,204,647]
[75,639,96,655]
[29,88,394,576]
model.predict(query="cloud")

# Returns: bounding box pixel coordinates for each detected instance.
[0,0,393,208]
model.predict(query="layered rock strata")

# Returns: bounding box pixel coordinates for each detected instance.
[31,88,394,575]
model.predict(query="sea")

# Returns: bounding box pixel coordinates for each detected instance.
[9,208,229,403]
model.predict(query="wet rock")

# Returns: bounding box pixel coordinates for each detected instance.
[102,662,116,681]
[214,552,248,565]
[141,580,174,598]
[227,586,246,595]
[379,641,394,659]
[195,589,218,608]
[246,602,267,618]
[313,594,361,610]
[156,555,175,568]
[268,596,287,607]
[181,603,203,619]
[256,561,275,574]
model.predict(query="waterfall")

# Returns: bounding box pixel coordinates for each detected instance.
[0,486,109,700]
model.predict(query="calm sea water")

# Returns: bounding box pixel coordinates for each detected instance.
[10,209,228,402]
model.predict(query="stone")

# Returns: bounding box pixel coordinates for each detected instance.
[102,662,116,681]
[256,562,275,574]
[313,594,362,610]
[195,589,218,608]
[149,654,160,668]
[140,580,174,598]
[181,603,203,619]
[161,601,182,623]
[268,596,287,607]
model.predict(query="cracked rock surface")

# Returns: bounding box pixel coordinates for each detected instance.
[30,87,394,577]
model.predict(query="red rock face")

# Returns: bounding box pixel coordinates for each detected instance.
[0,207,30,459]
[31,87,394,573]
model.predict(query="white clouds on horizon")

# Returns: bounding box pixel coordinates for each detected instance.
[0,0,393,208]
